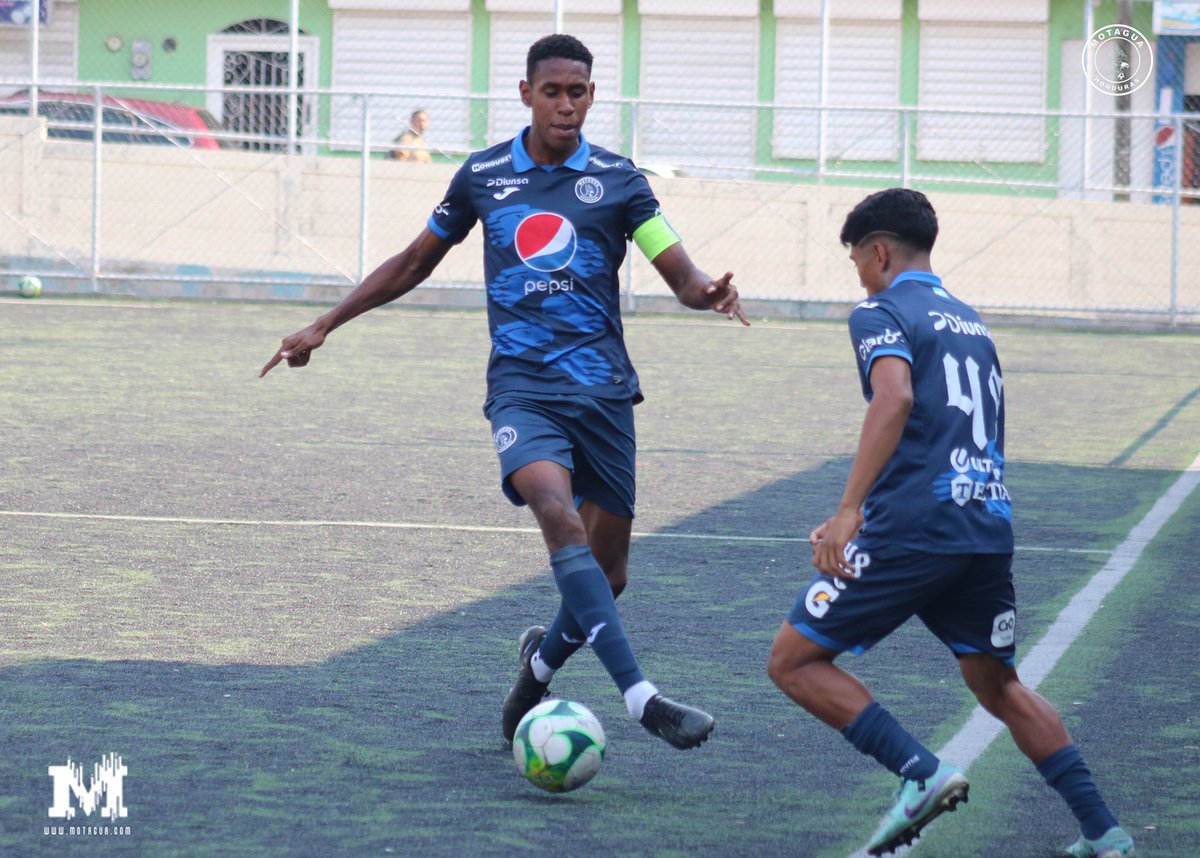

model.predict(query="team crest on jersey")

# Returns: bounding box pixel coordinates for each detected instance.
[514,212,577,272]
[575,176,604,204]
[494,426,518,453]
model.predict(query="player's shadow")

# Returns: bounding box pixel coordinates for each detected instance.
[0,460,1171,857]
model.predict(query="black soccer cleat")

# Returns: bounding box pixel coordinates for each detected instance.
[501,625,549,742]
[639,694,715,750]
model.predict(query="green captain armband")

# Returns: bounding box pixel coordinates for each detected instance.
[632,214,682,262]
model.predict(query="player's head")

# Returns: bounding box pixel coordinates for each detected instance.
[841,189,938,293]
[520,35,595,161]
[840,188,938,253]
[526,34,593,84]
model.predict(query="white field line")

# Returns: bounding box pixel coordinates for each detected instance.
[0,297,768,329]
[0,509,794,543]
[851,452,1200,858]
[0,509,1110,553]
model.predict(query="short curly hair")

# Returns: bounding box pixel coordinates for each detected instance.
[526,34,594,82]
[840,188,938,253]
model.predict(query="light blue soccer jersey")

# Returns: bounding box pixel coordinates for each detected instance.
[427,130,676,408]
[848,271,1014,557]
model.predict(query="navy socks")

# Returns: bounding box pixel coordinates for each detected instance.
[842,709,1118,839]
[538,602,587,670]
[842,701,940,782]
[1036,744,1119,839]
[541,544,644,693]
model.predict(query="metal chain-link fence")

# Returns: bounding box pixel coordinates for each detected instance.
[2,0,1197,325]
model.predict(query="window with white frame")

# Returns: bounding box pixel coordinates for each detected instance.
[0,0,77,89]
[774,15,901,162]
[637,1,759,174]
[487,9,622,152]
[917,1,1049,163]
[329,4,472,155]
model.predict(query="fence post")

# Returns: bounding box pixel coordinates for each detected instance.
[900,108,909,188]
[817,0,829,185]
[625,101,638,312]
[629,100,639,164]
[358,94,371,286]
[91,85,102,293]
[1082,0,1094,199]
[1169,113,1182,328]
[288,0,299,154]
[28,0,39,117]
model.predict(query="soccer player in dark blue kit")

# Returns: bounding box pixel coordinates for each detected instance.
[261,34,747,750]
[766,189,1133,857]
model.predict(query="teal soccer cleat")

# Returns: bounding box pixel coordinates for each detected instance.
[1065,826,1136,857]
[866,762,969,856]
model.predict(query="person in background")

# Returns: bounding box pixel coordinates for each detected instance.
[390,109,432,163]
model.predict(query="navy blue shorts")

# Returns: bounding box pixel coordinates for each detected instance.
[486,393,636,519]
[786,552,1017,665]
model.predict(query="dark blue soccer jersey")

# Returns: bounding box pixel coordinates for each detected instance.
[427,130,670,408]
[848,271,1014,557]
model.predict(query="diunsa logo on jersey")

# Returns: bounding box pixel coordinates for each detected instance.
[515,212,577,272]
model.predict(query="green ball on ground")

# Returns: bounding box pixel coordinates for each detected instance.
[17,275,43,298]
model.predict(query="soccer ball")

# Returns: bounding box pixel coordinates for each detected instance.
[512,699,606,793]
[17,275,42,299]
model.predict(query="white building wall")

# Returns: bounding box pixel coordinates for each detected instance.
[330,7,472,154]
[0,0,78,92]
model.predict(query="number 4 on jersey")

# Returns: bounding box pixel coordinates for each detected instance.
[942,353,1002,451]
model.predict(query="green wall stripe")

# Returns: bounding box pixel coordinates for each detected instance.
[757,0,776,166]
[620,0,641,154]
[470,0,491,149]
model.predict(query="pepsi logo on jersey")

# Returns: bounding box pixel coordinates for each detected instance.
[515,213,578,273]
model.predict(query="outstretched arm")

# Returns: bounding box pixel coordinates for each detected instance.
[260,228,452,377]
[810,355,913,577]
[650,243,750,326]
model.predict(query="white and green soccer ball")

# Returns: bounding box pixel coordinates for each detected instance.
[17,275,42,299]
[512,699,606,793]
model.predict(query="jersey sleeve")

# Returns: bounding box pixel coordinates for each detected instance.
[848,302,911,401]
[624,171,681,261]
[426,163,477,245]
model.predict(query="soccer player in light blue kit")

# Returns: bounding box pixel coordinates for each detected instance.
[766,189,1133,857]
[261,34,747,751]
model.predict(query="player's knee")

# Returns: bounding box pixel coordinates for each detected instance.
[966,670,1021,717]
[605,568,627,598]
[766,650,785,688]
[525,493,585,544]
[594,555,627,597]
[969,684,1003,716]
[766,643,797,691]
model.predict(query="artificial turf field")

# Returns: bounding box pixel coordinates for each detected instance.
[1,296,1198,857]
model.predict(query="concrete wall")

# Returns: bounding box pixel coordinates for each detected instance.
[2,115,1197,323]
